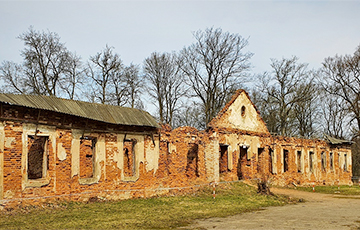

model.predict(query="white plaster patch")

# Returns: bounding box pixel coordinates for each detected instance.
[228,95,259,131]
[12,126,22,132]
[114,134,124,170]
[4,189,15,199]
[5,137,15,148]
[71,129,82,177]
[216,92,269,133]
[145,136,160,174]
[57,143,67,161]
[205,139,219,182]
[225,134,238,170]
[169,143,176,153]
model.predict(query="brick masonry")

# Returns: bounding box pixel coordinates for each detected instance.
[0,90,352,208]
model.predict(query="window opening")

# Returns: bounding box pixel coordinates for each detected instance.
[186,143,199,178]
[283,149,289,173]
[219,145,229,174]
[257,148,264,173]
[309,151,314,173]
[241,106,246,117]
[166,141,171,174]
[330,152,334,170]
[167,142,170,154]
[344,154,347,172]
[297,151,302,173]
[123,139,136,177]
[80,136,96,178]
[27,135,49,179]
[321,152,326,172]
[237,146,248,179]
[269,148,273,174]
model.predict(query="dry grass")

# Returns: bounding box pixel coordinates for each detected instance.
[295,185,360,195]
[0,182,292,229]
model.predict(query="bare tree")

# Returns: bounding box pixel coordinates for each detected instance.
[320,45,360,134]
[0,27,84,99]
[319,45,360,177]
[59,53,85,100]
[144,52,185,126]
[251,83,279,134]
[19,26,71,96]
[180,27,253,128]
[174,101,204,129]
[320,94,349,139]
[87,45,122,104]
[293,80,319,138]
[352,137,360,176]
[256,57,312,136]
[110,67,128,107]
[0,61,26,93]
[124,64,143,109]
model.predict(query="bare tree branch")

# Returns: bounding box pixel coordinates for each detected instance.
[144,52,186,126]
[180,27,253,128]
[320,45,360,134]
[87,45,122,104]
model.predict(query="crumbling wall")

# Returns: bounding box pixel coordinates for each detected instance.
[0,102,353,208]
[264,136,352,186]
[2,122,23,200]
[160,126,207,187]
[0,106,211,208]
[55,129,72,200]
[203,127,352,186]
[206,127,271,182]
[79,137,95,178]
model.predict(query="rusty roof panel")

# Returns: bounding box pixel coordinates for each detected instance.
[323,134,353,145]
[0,94,159,128]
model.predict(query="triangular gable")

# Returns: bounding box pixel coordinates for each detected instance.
[208,89,269,134]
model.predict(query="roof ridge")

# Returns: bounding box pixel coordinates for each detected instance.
[1,93,144,111]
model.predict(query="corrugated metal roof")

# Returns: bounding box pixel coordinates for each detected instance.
[324,134,353,145]
[0,93,159,128]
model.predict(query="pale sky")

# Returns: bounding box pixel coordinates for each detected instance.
[1,1,360,75]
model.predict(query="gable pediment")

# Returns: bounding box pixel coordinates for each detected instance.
[208,90,269,134]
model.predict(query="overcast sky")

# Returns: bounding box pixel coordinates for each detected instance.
[1,1,360,75]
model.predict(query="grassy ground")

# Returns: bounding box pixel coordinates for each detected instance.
[0,182,293,229]
[295,185,360,195]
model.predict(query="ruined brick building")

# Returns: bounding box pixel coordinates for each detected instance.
[0,90,352,206]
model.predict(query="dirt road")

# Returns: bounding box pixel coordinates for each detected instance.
[186,188,360,230]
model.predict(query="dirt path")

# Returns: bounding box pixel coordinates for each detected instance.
[185,188,360,230]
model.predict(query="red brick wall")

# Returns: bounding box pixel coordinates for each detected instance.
[0,104,353,208]
[55,130,72,199]
[79,138,95,179]
[123,140,135,177]
[3,122,23,198]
